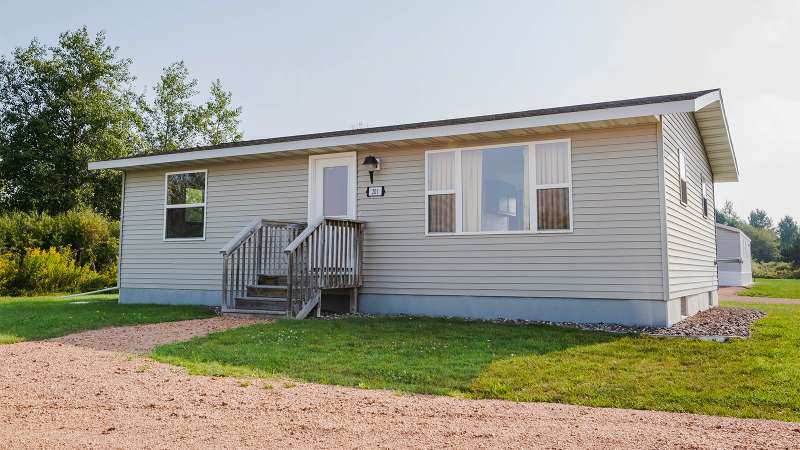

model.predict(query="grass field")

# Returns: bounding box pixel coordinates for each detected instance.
[153,301,800,421]
[739,278,800,299]
[0,294,215,344]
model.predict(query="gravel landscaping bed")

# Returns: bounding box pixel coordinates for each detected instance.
[650,307,766,338]
[321,307,766,339]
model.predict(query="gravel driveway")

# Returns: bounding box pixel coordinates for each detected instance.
[1,317,799,449]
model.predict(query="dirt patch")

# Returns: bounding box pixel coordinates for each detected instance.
[720,286,800,305]
[1,319,799,448]
[50,316,269,353]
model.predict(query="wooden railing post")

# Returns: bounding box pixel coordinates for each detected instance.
[221,255,229,309]
[286,252,294,317]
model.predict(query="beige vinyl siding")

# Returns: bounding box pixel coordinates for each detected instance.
[356,124,666,300]
[661,112,718,299]
[120,156,308,291]
[120,124,666,301]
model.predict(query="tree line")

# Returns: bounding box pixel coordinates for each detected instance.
[0,27,244,219]
[716,201,800,264]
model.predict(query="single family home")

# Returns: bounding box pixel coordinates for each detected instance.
[89,89,738,326]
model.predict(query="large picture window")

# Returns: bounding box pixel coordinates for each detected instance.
[164,170,207,240]
[425,140,572,235]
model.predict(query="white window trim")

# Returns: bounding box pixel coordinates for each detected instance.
[678,149,688,206]
[425,138,573,236]
[701,178,711,219]
[163,169,208,241]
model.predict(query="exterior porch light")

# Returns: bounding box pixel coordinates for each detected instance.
[362,155,381,184]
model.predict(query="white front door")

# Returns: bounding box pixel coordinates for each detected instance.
[309,152,357,221]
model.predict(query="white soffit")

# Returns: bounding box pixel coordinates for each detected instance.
[692,91,739,182]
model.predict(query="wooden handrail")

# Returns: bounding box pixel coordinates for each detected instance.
[284,216,324,254]
[219,218,262,255]
[284,217,365,254]
[221,219,305,255]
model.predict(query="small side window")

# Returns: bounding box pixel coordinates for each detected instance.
[678,150,688,205]
[164,170,207,240]
[701,180,710,218]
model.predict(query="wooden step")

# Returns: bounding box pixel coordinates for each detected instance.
[258,274,288,285]
[222,309,288,318]
[246,284,288,298]
[235,296,288,311]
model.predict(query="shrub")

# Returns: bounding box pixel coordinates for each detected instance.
[53,208,119,270]
[0,253,17,292]
[0,208,118,272]
[752,261,800,279]
[0,211,56,252]
[0,247,115,295]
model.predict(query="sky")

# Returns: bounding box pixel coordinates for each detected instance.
[2,0,799,221]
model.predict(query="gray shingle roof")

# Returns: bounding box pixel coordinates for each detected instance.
[128,89,719,159]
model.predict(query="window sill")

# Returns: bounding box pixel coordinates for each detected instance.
[163,237,207,242]
[425,229,574,237]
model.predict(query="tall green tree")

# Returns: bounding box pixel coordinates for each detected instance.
[196,79,243,145]
[135,61,201,152]
[716,200,742,227]
[136,62,242,153]
[777,215,800,259]
[741,223,780,262]
[748,209,773,230]
[0,28,140,217]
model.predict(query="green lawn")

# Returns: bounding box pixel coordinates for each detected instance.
[0,294,214,344]
[153,302,800,421]
[739,278,800,299]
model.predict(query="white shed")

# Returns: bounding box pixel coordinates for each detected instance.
[716,223,753,287]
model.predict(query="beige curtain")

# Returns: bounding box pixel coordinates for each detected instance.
[537,188,570,230]
[427,152,455,233]
[428,194,454,233]
[523,148,530,230]
[535,142,569,185]
[461,150,483,232]
[535,142,570,230]
[428,152,455,191]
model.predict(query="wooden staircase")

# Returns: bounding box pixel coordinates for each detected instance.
[232,274,291,316]
[220,218,365,318]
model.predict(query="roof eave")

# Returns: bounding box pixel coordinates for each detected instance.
[692,90,739,182]
[88,90,735,171]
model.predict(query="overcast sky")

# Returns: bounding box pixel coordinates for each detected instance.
[2,0,798,221]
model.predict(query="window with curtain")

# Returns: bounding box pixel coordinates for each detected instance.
[534,141,571,230]
[426,152,456,233]
[164,170,207,239]
[425,140,572,234]
[678,150,688,205]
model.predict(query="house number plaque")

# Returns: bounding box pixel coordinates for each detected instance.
[366,186,386,197]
